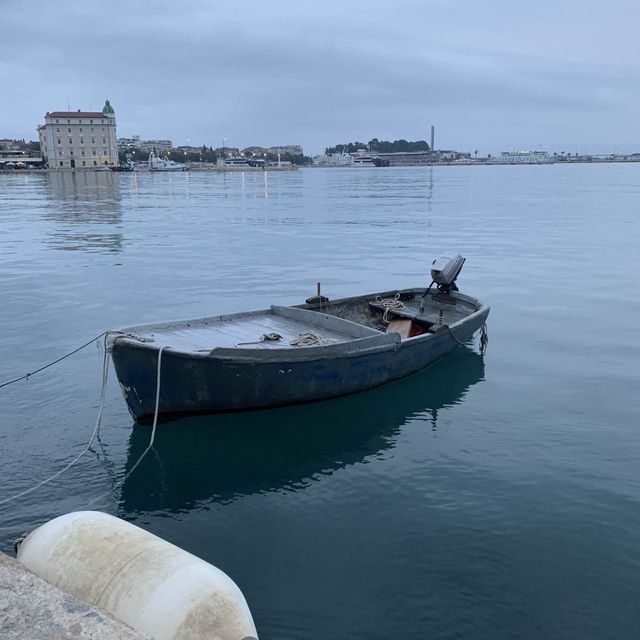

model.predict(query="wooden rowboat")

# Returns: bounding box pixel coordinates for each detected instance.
[108,281,489,423]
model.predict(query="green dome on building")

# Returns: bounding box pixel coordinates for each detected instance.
[102,99,115,115]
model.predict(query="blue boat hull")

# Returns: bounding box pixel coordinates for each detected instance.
[110,300,489,423]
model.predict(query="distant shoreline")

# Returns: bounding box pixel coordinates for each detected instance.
[1,157,639,175]
[306,157,640,168]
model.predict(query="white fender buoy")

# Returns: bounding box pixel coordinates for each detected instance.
[16,511,258,640]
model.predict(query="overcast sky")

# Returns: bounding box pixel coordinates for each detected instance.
[2,0,638,155]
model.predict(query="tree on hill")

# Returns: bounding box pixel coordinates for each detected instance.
[325,138,430,155]
[324,141,369,155]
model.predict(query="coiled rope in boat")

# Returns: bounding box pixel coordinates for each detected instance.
[289,331,336,347]
[375,293,405,323]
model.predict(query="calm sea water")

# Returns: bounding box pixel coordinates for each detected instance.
[1,166,639,639]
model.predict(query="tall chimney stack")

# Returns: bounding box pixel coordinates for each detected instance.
[430,125,435,152]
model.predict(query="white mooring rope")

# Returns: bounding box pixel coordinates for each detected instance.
[86,345,167,507]
[0,334,110,507]
[0,334,168,514]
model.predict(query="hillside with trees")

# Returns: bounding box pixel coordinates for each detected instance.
[325,138,431,155]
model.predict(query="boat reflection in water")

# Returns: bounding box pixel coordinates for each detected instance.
[119,347,485,513]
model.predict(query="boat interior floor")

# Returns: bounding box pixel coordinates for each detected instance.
[307,293,476,332]
[126,306,380,353]
[121,291,480,353]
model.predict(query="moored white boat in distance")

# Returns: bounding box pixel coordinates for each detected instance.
[351,149,389,167]
[214,156,298,171]
[217,156,254,170]
[107,256,489,423]
[352,150,376,166]
[134,150,188,172]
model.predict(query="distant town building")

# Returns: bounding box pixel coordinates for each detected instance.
[118,136,173,154]
[175,145,206,155]
[313,153,354,167]
[38,100,118,168]
[0,139,43,168]
[498,150,551,163]
[214,146,240,158]
[139,139,172,153]
[117,136,141,151]
[374,151,434,166]
[311,149,472,167]
[0,138,29,151]
[0,148,44,169]
[242,146,269,157]
[268,145,303,156]
[436,150,471,162]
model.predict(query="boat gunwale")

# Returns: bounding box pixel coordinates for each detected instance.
[107,304,392,361]
[107,288,489,361]
[109,330,402,363]
[300,287,489,333]
[298,287,484,316]
[109,302,385,335]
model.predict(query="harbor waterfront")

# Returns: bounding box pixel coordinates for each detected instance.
[1,165,639,639]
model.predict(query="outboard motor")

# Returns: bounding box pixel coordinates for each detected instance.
[420,254,465,314]
[431,254,465,294]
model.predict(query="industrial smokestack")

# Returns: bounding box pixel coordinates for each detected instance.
[430,125,435,152]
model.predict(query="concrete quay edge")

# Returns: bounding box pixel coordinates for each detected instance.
[0,551,148,640]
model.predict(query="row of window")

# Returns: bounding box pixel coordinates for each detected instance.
[58,160,110,167]
[57,149,109,156]
[56,127,106,133]
[57,137,107,144]
[54,118,107,125]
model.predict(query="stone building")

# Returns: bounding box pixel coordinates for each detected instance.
[267,145,303,156]
[38,100,119,169]
[117,136,173,154]
[242,146,269,157]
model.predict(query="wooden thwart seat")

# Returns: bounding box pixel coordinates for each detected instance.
[386,318,434,339]
[386,318,413,339]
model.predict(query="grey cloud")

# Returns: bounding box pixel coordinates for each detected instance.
[1,0,638,154]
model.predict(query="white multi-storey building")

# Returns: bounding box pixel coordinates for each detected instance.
[38,100,119,169]
[118,136,173,154]
[138,139,172,154]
